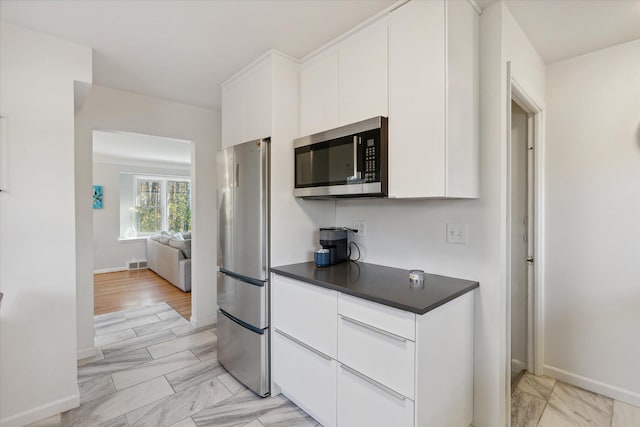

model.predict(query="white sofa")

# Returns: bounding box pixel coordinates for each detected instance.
[146,233,191,292]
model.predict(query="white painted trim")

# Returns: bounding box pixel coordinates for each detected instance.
[300,0,409,63]
[511,358,526,374]
[545,365,640,407]
[93,267,128,274]
[221,49,299,87]
[505,62,514,427]
[118,236,148,243]
[510,75,546,377]
[0,393,79,427]
[506,65,547,426]
[77,346,97,360]
[190,314,216,329]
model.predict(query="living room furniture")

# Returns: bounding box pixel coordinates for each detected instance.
[146,233,191,292]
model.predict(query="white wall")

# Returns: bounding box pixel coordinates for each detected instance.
[75,85,220,358]
[0,23,92,426]
[92,160,190,272]
[334,3,545,426]
[544,39,640,405]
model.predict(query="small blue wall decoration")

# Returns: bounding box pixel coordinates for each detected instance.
[93,185,103,209]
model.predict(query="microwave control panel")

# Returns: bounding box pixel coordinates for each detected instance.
[360,130,380,182]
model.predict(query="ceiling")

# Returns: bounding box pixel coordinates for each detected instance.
[1,0,639,111]
[93,130,191,166]
[503,0,640,64]
[0,0,396,110]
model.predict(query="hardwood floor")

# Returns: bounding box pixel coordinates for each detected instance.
[94,269,191,320]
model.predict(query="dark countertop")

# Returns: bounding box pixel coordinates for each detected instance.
[270,261,478,315]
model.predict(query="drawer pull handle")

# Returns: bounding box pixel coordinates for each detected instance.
[340,364,406,401]
[274,329,333,361]
[339,315,407,342]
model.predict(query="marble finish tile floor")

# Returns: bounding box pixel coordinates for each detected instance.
[512,372,640,427]
[34,303,640,427]
[55,303,319,427]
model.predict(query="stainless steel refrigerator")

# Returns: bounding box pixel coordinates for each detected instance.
[217,138,270,397]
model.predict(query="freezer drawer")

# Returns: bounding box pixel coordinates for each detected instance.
[217,309,269,397]
[218,271,268,329]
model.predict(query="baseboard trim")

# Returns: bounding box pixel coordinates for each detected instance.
[512,358,526,374]
[545,365,640,406]
[77,346,97,360]
[190,314,216,329]
[94,267,128,274]
[0,393,79,427]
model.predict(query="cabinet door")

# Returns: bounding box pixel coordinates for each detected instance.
[244,57,272,142]
[388,0,446,198]
[338,18,388,126]
[221,75,245,149]
[445,0,479,197]
[272,274,338,358]
[273,329,337,427]
[338,364,414,427]
[300,52,339,136]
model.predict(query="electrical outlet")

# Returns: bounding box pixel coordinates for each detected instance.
[353,220,367,237]
[446,223,468,244]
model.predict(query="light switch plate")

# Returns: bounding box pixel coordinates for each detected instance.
[446,223,468,244]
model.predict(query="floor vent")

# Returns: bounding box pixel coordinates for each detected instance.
[127,260,148,270]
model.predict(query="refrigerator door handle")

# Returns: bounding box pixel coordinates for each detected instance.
[219,268,265,287]
[235,163,240,187]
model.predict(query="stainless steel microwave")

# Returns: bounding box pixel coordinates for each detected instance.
[294,116,388,199]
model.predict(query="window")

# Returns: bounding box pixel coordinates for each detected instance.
[134,176,191,234]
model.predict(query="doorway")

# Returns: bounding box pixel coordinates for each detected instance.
[510,100,533,385]
[91,130,194,319]
[506,70,545,397]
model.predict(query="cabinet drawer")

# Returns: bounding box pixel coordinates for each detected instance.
[273,274,338,358]
[338,314,415,399]
[338,293,415,340]
[273,329,337,427]
[338,363,413,427]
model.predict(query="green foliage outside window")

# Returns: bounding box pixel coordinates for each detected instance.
[167,180,191,233]
[137,180,162,233]
[135,178,191,234]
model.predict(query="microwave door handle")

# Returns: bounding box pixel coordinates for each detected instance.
[353,136,360,180]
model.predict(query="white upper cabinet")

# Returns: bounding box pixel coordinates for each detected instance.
[221,55,273,148]
[338,18,388,126]
[388,0,479,198]
[243,57,272,143]
[300,18,388,137]
[300,52,339,137]
[221,75,245,149]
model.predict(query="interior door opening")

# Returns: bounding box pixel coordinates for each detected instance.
[510,100,534,387]
[91,130,195,320]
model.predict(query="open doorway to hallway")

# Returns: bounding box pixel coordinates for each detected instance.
[92,130,194,319]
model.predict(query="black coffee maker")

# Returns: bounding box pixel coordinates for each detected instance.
[319,227,349,265]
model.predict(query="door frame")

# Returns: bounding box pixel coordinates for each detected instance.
[505,62,546,410]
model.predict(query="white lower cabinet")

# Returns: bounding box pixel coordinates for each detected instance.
[272,273,474,427]
[273,329,337,427]
[337,363,414,427]
[337,314,415,399]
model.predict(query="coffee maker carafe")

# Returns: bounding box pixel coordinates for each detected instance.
[319,227,349,265]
